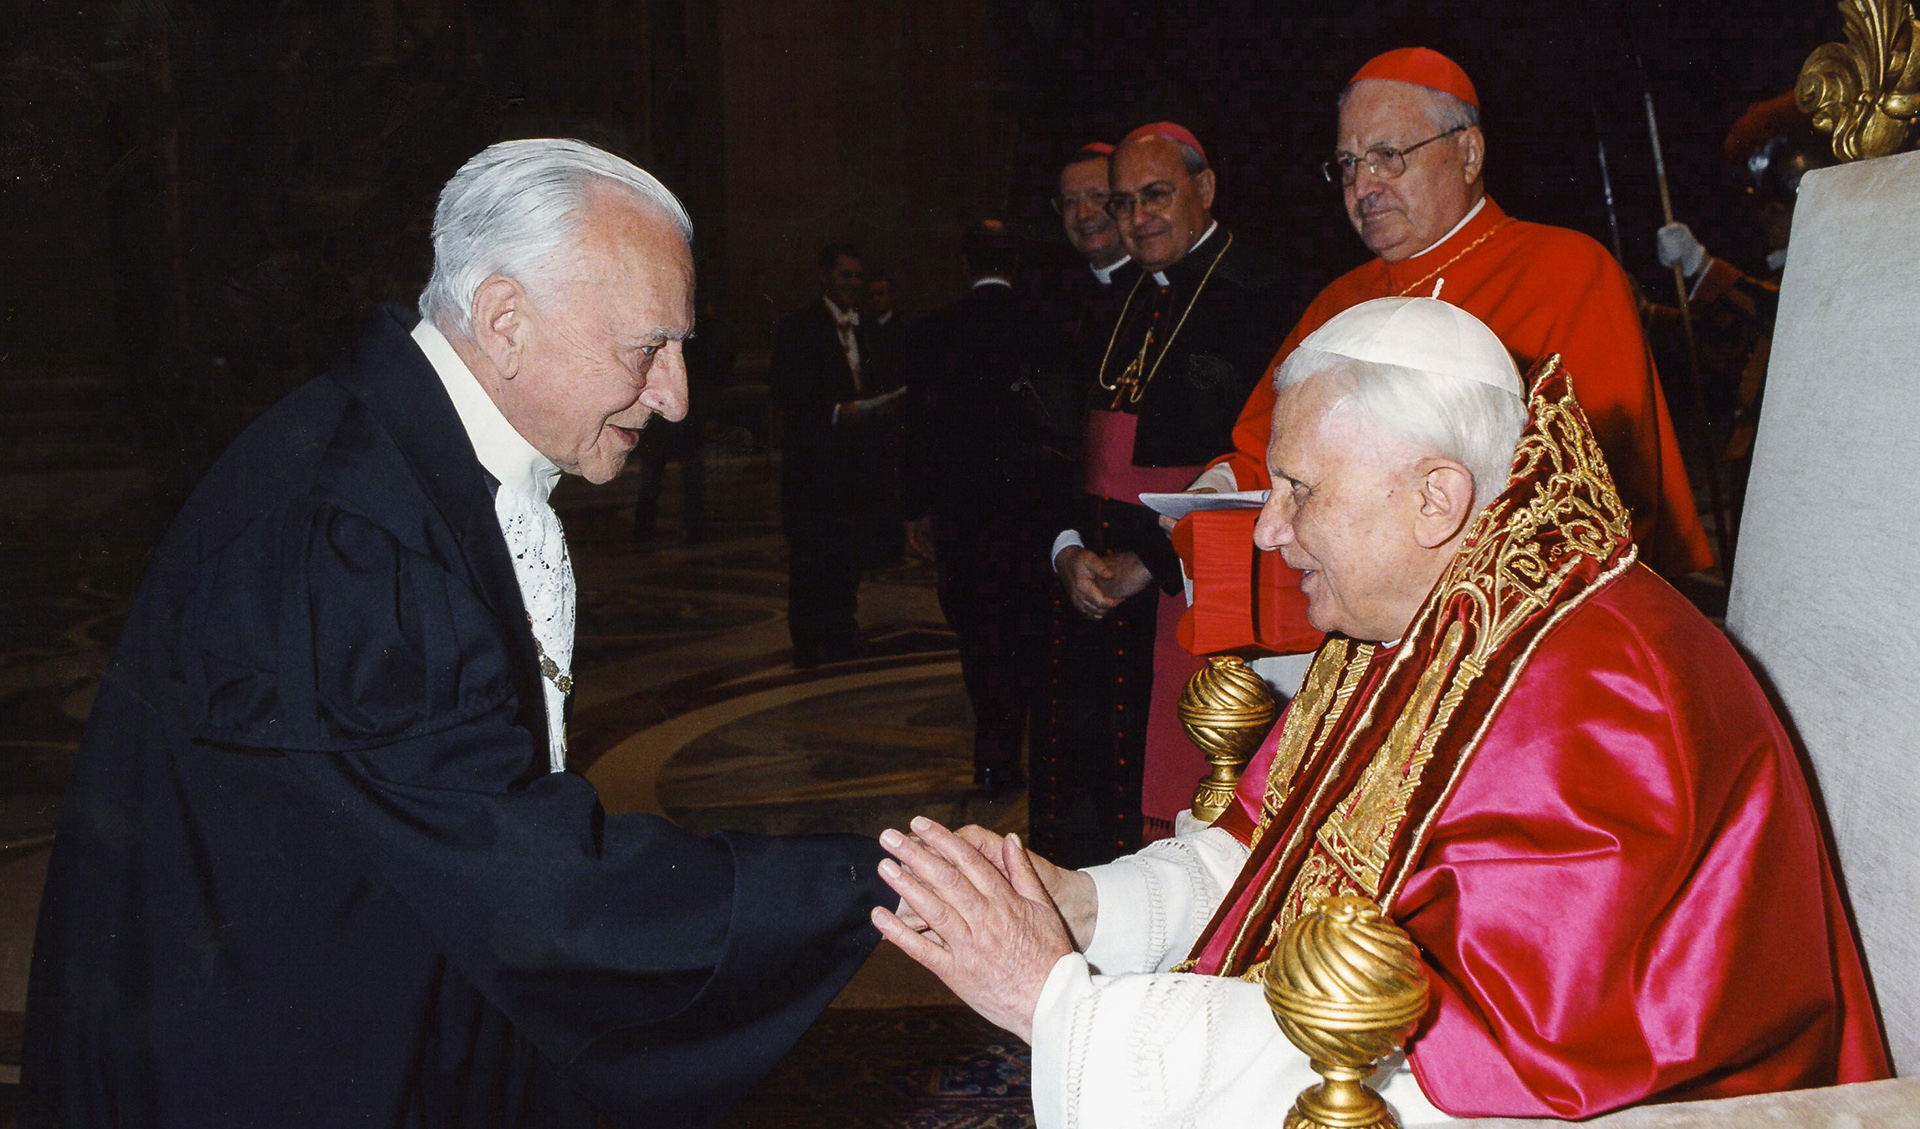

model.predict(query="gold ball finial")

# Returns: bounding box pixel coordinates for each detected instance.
[1178,655,1278,822]
[1264,896,1431,1129]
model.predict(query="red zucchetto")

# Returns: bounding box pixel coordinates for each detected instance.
[1347,47,1479,109]
[1120,121,1207,165]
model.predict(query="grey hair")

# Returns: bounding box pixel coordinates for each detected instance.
[1337,82,1481,135]
[418,138,693,339]
[1274,349,1527,512]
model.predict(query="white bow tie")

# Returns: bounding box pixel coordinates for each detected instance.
[494,482,576,773]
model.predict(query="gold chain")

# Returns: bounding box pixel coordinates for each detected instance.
[1096,232,1235,406]
[1392,218,1511,299]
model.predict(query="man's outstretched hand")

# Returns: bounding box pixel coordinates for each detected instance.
[871,817,1074,1042]
[950,825,1099,951]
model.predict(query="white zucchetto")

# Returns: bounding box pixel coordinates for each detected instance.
[1286,296,1523,395]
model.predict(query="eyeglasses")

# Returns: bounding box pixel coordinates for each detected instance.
[1052,189,1111,215]
[1322,126,1467,186]
[1104,182,1179,218]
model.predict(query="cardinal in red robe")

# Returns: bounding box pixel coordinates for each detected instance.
[1179,47,1713,662]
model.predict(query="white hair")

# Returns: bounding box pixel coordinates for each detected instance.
[1275,348,1528,511]
[1337,82,1481,134]
[418,138,693,339]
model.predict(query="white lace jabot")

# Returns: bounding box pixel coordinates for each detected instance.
[412,318,573,773]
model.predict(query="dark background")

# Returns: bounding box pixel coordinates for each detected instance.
[1,0,1840,515]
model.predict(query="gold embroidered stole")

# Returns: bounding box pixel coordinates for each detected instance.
[1185,355,1637,980]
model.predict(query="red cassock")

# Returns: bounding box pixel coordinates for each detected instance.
[1185,199,1714,657]
[1205,567,1889,1117]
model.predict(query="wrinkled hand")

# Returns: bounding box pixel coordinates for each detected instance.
[951,825,1098,951]
[1095,550,1153,605]
[1655,221,1709,278]
[905,516,936,561]
[871,817,1074,1042]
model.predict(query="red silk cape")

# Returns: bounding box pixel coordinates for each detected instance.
[1206,568,1887,1115]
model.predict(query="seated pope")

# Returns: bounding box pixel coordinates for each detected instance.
[872,297,1889,1126]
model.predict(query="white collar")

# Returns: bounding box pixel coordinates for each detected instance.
[412,318,561,504]
[1405,196,1487,262]
[823,295,860,325]
[1090,253,1132,286]
[1152,220,1220,286]
[971,276,1012,289]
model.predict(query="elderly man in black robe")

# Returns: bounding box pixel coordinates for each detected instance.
[22,139,891,1129]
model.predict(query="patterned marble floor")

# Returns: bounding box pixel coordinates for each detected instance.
[0,445,1016,1095]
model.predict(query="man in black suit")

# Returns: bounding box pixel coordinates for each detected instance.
[23,140,892,1129]
[902,221,1050,795]
[771,244,903,668]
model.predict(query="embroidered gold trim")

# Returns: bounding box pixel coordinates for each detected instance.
[1214,642,1390,971]
[1245,640,1350,852]
[1321,621,1466,894]
[1307,356,1632,913]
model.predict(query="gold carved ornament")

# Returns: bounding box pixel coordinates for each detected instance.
[1264,896,1431,1129]
[1179,655,1281,822]
[1798,0,1920,160]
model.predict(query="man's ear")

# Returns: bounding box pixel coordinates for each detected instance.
[469,275,530,379]
[1459,127,1486,185]
[1193,167,1217,210]
[1413,459,1476,548]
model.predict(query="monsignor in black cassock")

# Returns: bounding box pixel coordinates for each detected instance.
[902,279,1053,781]
[1030,226,1288,866]
[770,298,902,664]
[22,305,892,1129]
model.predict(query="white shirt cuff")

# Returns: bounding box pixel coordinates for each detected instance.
[1051,529,1087,571]
[1082,860,1155,975]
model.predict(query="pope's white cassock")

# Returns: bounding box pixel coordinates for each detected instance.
[1029,825,1446,1129]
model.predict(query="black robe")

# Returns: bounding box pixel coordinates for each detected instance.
[22,305,891,1129]
[1030,227,1295,863]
